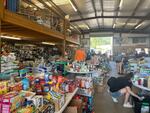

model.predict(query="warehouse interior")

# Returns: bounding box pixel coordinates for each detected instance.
[0,0,150,113]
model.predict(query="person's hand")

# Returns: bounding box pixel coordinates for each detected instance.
[138,96,144,101]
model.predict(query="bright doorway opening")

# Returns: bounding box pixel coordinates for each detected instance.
[90,37,113,56]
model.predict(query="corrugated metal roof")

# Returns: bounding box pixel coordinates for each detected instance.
[52,0,150,33]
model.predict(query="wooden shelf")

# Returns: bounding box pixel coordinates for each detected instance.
[55,88,78,113]
[66,37,80,45]
[1,10,64,42]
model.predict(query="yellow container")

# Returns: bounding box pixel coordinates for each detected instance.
[0,81,8,94]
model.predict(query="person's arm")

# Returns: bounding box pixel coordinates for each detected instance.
[126,86,142,100]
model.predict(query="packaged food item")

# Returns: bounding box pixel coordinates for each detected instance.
[9,82,22,92]
[148,77,150,88]
[0,81,8,95]
[43,84,50,93]
[2,92,24,112]
[22,78,30,90]
[19,91,36,100]
[31,95,43,108]
[13,106,34,113]
[37,104,55,113]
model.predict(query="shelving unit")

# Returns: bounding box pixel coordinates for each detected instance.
[0,1,81,111]
[55,88,79,113]
[0,0,80,55]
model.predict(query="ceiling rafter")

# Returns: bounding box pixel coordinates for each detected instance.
[91,0,100,28]
[100,0,104,27]
[82,28,150,34]
[70,0,90,29]
[70,15,150,22]
[133,12,150,29]
[36,0,64,18]
[91,0,97,17]
[122,0,144,29]
[112,0,122,29]
[142,23,150,30]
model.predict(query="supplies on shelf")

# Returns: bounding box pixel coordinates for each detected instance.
[1,53,19,80]
[74,95,94,113]
[140,67,150,76]
[1,42,92,113]
[1,91,24,113]
[0,81,8,95]
[76,76,94,97]
[64,99,83,113]
[67,61,93,73]
[36,104,55,113]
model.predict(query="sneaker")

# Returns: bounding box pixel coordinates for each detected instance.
[107,88,110,93]
[123,103,133,108]
[112,97,118,103]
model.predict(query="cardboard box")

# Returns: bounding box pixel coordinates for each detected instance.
[37,104,55,113]
[52,94,65,112]
[64,106,78,113]
[96,85,105,93]
[69,99,83,113]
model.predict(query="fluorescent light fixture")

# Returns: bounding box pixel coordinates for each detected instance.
[45,1,52,7]
[87,26,90,29]
[113,23,116,28]
[67,29,71,32]
[52,0,69,5]
[70,26,73,29]
[42,42,55,45]
[119,0,123,8]
[69,0,77,12]
[1,36,21,40]
[135,23,142,29]
[29,5,32,7]
[33,7,37,10]
[34,1,45,9]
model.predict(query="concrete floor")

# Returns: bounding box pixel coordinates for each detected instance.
[94,61,134,113]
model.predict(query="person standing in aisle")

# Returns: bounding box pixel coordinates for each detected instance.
[107,72,143,108]
[122,54,129,74]
[115,53,123,74]
[91,53,99,69]
[116,53,125,74]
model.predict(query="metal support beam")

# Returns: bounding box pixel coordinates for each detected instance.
[123,0,144,29]
[112,0,121,29]
[133,12,150,29]
[91,0,100,28]
[70,15,150,22]
[91,0,97,17]
[70,0,90,29]
[48,0,66,16]
[142,23,150,30]
[82,28,150,34]
[37,0,64,19]
[100,0,104,27]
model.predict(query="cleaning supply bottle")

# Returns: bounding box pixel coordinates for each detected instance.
[148,76,150,88]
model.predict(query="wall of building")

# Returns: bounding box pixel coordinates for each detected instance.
[80,33,150,56]
[80,34,90,50]
[113,33,150,55]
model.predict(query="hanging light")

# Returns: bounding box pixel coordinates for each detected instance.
[69,0,77,12]
[135,23,142,29]
[1,35,21,40]
[42,42,55,45]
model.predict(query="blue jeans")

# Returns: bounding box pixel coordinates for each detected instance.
[111,91,122,98]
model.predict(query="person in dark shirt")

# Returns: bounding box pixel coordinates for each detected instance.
[107,72,143,108]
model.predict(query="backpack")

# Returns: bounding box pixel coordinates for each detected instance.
[107,77,116,87]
